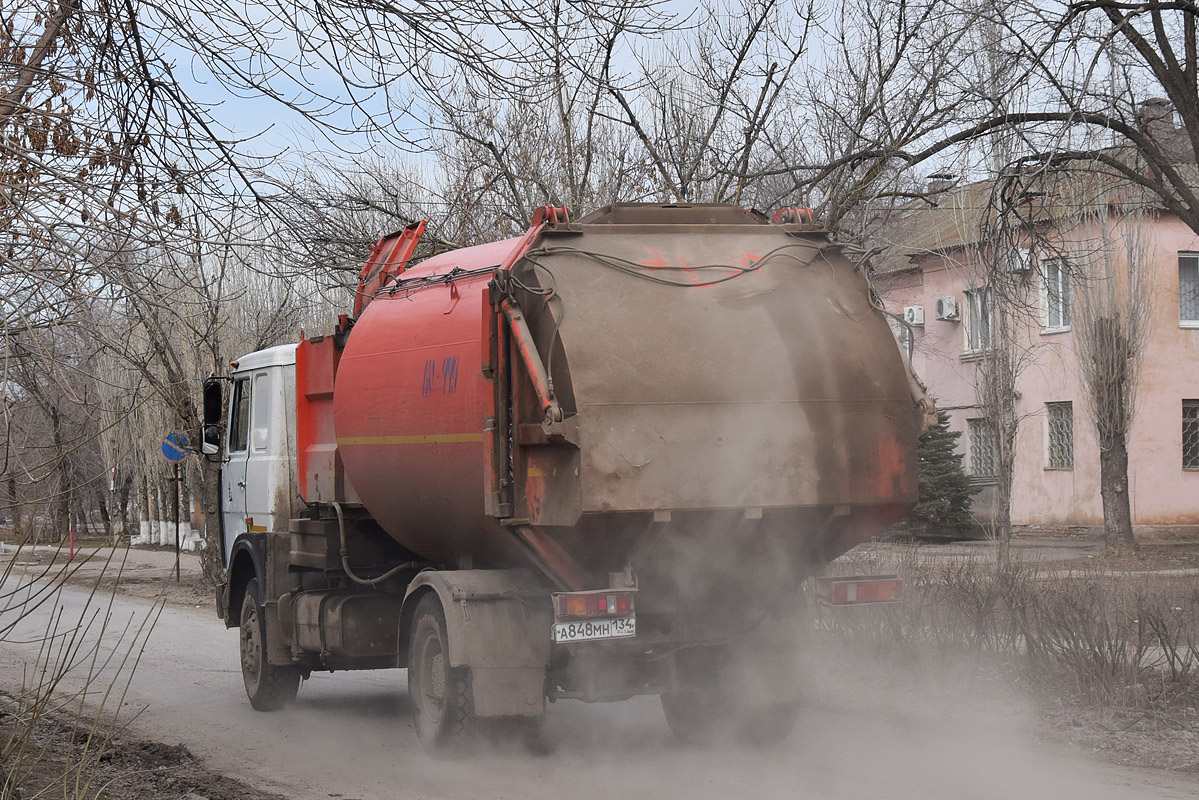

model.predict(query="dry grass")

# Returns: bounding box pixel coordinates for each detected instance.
[812,548,1199,709]
[1,543,161,799]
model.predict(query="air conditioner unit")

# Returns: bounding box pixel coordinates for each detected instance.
[1007,248,1033,273]
[903,305,925,326]
[935,295,959,321]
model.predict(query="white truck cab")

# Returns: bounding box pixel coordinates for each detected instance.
[218,344,298,567]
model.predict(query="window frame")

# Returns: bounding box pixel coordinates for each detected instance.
[1044,401,1074,471]
[1042,258,1072,333]
[1183,399,1199,470]
[966,417,997,478]
[1008,247,1033,274]
[963,287,993,355]
[251,371,271,453]
[1180,253,1199,328]
[228,376,251,453]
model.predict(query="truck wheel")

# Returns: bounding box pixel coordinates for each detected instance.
[662,690,800,746]
[661,689,734,744]
[661,645,800,746]
[240,578,300,711]
[407,593,479,750]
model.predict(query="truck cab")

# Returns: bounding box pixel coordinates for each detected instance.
[210,344,298,598]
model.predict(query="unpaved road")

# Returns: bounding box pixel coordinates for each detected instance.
[2,551,1198,800]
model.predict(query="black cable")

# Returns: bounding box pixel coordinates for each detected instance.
[381,264,496,298]
[523,242,816,288]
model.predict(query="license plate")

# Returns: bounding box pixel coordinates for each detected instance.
[552,616,636,643]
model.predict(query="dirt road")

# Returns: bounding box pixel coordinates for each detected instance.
[2,549,1198,800]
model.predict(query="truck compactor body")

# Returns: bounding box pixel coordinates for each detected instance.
[204,203,930,749]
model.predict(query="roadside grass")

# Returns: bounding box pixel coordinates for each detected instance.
[1,542,162,800]
[813,547,1199,711]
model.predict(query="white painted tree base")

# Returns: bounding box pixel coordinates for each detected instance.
[131,520,206,551]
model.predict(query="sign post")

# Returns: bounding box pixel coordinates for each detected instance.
[159,432,190,583]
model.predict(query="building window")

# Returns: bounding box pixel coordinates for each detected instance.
[1045,402,1074,470]
[967,418,997,477]
[1008,247,1033,274]
[964,288,993,353]
[1181,254,1199,326]
[1043,258,1071,331]
[1184,400,1199,470]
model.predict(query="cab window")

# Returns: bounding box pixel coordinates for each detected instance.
[252,372,271,451]
[228,377,251,452]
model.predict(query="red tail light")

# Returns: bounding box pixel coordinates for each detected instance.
[814,575,903,605]
[554,590,636,620]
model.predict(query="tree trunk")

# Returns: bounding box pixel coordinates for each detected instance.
[5,474,20,540]
[156,477,168,546]
[73,503,86,542]
[98,492,112,542]
[188,464,204,533]
[118,474,133,542]
[995,475,1012,568]
[1099,435,1135,550]
[49,406,70,544]
[200,460,225,586]
[145,473,158,544]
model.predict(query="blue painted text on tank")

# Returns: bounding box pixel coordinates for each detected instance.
[421,360,435,396]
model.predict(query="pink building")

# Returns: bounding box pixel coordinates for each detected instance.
[872,177,1199,535]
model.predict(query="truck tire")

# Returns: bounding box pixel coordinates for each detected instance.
[661,644,800,746]
[407,593,479,750]
[663,693,800,746]
[240,578,301,711]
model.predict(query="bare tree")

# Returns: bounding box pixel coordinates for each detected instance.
[836,0,1199,237]
[975,277,1038,567]
[1071,212,1153,549]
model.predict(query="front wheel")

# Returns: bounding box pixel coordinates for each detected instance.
[240,578,301,711]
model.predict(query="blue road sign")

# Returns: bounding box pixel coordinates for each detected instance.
[160,431,190,463]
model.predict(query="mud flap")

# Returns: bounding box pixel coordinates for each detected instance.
[403,569,553,718]
[264,602,293,666]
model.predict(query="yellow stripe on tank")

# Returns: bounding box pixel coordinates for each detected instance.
[337,433,484,446]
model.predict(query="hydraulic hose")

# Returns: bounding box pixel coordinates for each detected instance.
[332,502,428,587]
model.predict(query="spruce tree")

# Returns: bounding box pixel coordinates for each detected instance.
[902,409,979,536]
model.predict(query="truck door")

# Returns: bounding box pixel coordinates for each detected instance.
[223,374,251,566]
[244,368,287,534]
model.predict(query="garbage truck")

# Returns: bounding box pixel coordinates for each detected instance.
[200,202,933,749]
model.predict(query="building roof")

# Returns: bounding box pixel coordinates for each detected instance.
[870,155,1198,273]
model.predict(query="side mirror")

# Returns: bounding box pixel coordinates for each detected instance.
[201,424,222,456]
[203,378,223,426]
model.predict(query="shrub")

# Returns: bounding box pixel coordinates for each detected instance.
[897,409,979,537]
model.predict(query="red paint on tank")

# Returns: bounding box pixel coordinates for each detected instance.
[332,237,524,567]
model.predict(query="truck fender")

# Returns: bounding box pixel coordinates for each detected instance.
[401,569,553,718]
[222,533,267,628]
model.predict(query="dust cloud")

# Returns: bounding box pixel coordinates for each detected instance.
[6,573,1190,800]
[357,641,1192,800]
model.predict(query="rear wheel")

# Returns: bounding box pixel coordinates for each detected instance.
[240,578,301,711]
[661,644,800,746]
[407,593,480,750]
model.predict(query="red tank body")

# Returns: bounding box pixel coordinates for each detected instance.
[332,238,525,568]
[299,203,931,598]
